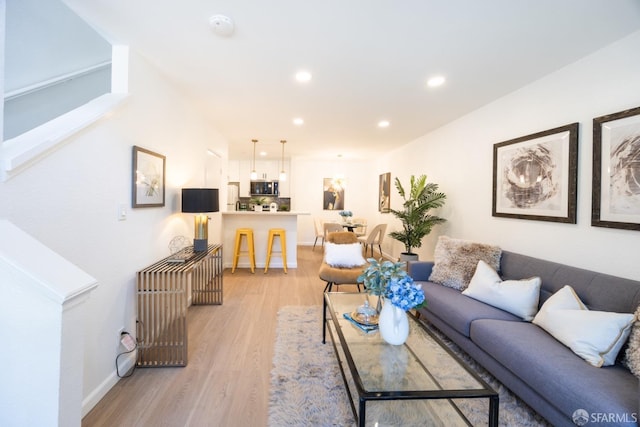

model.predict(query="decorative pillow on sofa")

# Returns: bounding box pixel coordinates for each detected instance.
[324,242,366,268]
[532,285,636,367]
[428,236,502,291]
[623,304,640,378]
[462,260,541,321]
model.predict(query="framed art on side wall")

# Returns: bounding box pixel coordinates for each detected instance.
[132,146,166,208]
[492,123,579,223]
[379,172,391,212]
[592,106,640,230]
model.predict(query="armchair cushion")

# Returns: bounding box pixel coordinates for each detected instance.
[324,242,366,268]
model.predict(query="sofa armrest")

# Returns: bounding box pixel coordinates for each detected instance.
[407,261,434,281]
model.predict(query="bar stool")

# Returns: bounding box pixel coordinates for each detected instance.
[232,228,255,273]
[264,228,287,274]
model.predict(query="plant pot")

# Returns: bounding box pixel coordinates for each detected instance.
[399,252,419,262]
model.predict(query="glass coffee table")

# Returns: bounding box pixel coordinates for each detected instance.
[323,292,498,426]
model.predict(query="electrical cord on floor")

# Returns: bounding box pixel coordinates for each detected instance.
[116,332,137,378]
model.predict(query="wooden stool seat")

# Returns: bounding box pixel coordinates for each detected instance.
[264,228,287,273]
[232,228,255,273]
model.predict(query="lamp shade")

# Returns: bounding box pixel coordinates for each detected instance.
[181,188,219,213]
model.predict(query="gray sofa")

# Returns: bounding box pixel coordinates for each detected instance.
[408,250,640,427]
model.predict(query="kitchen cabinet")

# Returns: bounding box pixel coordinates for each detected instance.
[227,160,240,182]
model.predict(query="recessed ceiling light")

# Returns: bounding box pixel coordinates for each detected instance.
[427,75,446,88]
[259,151,267,157]
[295,70,312,83]
[293,118,304,125]
[378,120,390,128]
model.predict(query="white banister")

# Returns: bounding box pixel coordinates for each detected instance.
[0,219,98,427]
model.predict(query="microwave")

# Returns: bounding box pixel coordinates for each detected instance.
[250,180,279,196]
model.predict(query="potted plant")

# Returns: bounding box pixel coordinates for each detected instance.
[250,197,267,212]
[389,174,447,261]
[338,210,353,223]
[358,258,408,312]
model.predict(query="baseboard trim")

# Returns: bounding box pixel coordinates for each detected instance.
[81,351,136,418]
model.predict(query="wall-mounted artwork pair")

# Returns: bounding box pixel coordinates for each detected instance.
[492,105,640,231]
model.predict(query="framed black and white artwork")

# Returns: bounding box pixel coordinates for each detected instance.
[492,123,579,223]
[592,106,640,230]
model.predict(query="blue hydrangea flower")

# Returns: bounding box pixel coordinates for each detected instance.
[383,276,426,311]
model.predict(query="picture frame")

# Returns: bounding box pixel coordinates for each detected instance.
[323,177,345,210]
[592,106,640,230]
[132,146,166,208]
[379,172,391,212]
[492,123,578,223]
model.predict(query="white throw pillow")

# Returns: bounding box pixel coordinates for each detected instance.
[462,260,541,321]
[324,242,366,268]
[532,285,636,367]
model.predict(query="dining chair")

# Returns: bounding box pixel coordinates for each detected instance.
[313,218,325,251]
[357,223,387,257]
[351,217,367,237]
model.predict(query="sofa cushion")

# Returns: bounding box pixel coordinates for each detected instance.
[463,260,541,321]
[533,286,635,367]
[428,236,502,291]
[470,319,639,419]
[420,281,521,337]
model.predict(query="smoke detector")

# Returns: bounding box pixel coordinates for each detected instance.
[209,15,235,37]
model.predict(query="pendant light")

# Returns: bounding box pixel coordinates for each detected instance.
[279,140,287,182]
[250,139,258,180]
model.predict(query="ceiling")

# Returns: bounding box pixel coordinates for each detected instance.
[62,0,640,161]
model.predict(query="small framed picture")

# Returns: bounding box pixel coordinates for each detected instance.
[592,106,640,230]
[492,123,579,223]
[379,172,391,213]
[132,146,165,208]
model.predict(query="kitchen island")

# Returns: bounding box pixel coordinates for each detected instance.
[221,211,310,270]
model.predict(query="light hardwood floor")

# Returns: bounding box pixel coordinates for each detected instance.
[82,245,365,427]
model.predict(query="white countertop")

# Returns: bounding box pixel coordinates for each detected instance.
[221,211,309,215]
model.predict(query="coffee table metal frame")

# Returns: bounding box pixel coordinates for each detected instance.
[323,292,499,427]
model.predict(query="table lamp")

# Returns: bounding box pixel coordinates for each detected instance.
[181,188,219,252]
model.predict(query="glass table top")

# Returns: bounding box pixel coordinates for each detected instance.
[324,292,498,426]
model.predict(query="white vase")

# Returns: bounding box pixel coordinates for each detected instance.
[378,299,409,345]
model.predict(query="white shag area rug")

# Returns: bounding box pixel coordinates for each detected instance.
[268,305,550,427]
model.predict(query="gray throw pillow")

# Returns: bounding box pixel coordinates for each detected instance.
[428,236,502,291]
[623,304,640,378]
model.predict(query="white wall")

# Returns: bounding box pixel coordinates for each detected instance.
[378,30,640,281]
[0,50,228,415]
[291,158,379,244]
